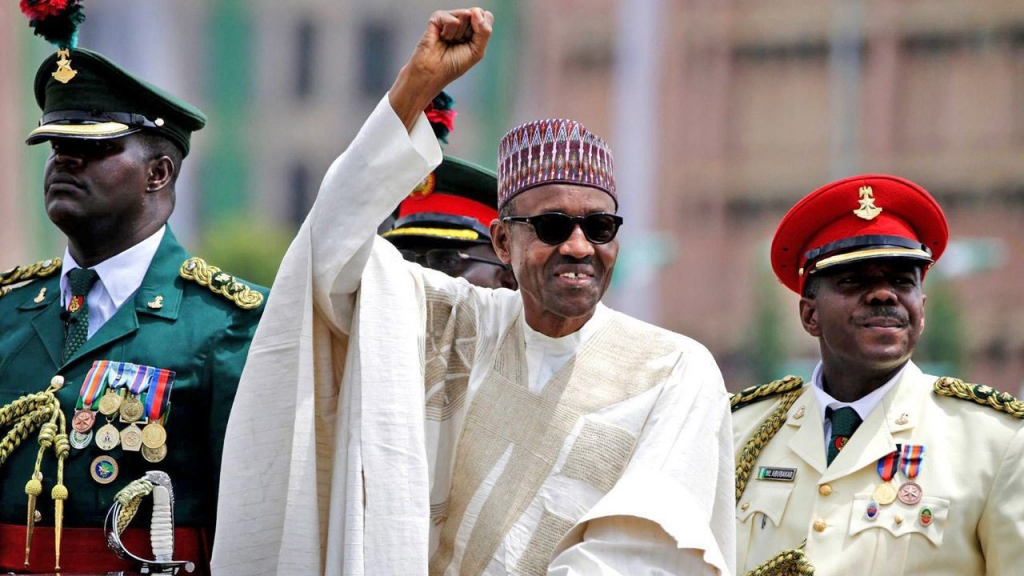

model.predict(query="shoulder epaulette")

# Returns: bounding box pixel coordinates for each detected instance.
[0,258,61,296]
[179,257,264,310]
[933,377,1024,419]
[734,376,805,503]
[731,375,804,413]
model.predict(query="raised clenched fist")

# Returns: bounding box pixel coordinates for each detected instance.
[389,8,494,131]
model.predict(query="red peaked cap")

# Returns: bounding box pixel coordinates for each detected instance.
[771,174,949,294]
[383,156,498,244]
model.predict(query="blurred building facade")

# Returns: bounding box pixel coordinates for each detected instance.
[2,0,1023,392]
[520,0,1024,392]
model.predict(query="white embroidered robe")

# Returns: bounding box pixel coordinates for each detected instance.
[211,95,736,576]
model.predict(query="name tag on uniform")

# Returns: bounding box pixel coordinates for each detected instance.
[757,466,797,482]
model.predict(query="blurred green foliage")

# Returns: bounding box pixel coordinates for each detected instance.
[752,268,787,384]
[915,279,964,376]
[194,216,293,287]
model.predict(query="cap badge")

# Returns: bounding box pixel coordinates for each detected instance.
[853,185,882,220]
[51,48,78,84]
[410,172,436,199]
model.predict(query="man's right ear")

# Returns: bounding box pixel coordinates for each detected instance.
[490,218,511,264]
[799,297,821,337]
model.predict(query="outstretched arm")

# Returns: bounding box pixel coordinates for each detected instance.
[211,10,494,574]
[306,8,494,331]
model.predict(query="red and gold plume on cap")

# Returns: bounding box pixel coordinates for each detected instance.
[21,0,85,48]
[425,91,457,144]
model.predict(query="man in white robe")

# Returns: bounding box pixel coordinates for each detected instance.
[212,8,735,576]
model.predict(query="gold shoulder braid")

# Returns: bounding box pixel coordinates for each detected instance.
[734,376,813,576]
[731,375,803,413]
[0,376,72,569]
[934,377,1024,419]
[179,257,264,310]
[735,377,805,502]
[745,544,814,576]
[0,258,61,296]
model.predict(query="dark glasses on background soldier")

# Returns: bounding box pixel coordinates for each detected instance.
[400,249,510,275]
[502,212,623,245]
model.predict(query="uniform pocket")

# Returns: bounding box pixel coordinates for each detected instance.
[737,480,797,571]
[849,492,950,546]
[737,480,795,527]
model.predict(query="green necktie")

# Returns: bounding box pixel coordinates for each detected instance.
[826,406,862,466]
[63,267,99,362]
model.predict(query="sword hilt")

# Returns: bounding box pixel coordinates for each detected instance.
[105,471,194,574]
[150,484,174,562]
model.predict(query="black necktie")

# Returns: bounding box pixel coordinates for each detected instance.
[63,267,99,362]
[826,406,862,466]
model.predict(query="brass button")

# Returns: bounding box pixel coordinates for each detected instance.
[894,515,904,525]
[50,375,65,390]
[818,484,833,496]
[813,519,827,532]
[741,502,750,511]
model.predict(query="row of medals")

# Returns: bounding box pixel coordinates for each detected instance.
[867,479,929,524]
[70,389,167,463]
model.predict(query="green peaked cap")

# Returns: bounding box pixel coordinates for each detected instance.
[433,156,498,207]
[27,48,206,156]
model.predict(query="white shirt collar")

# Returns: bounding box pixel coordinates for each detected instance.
[811,360,906,424]
[522,302,612,393]
[60,225,166,310]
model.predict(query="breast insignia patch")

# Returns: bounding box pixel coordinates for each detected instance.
[933,377,1024,419]
[179,257,264,310]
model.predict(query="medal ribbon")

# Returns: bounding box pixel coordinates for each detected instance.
[876,444,901,482]
[900,444,925,478]
[126,364,152,395]
[104,361,129,390]
[143,368,176,421]
[75,360,110,410]
[110,362,138,392]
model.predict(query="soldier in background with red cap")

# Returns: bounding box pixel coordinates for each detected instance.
[731,174,1024,575]
[383,156,517,290]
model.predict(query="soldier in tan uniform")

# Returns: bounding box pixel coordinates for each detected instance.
[732,174,1024,575]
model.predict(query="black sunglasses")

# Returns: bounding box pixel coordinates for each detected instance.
[502,212,623,245]
[399,249,510,273]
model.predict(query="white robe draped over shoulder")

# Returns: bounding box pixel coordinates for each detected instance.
[211,96,737,576]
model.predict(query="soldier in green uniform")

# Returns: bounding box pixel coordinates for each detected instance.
[0,47,267,574]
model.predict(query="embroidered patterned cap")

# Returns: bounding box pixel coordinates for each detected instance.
[497,119,616,209]
[771,174,948,294]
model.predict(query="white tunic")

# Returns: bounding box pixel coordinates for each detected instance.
[212,96,736,576]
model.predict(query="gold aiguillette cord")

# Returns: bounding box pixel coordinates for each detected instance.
[19,381,68,570]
